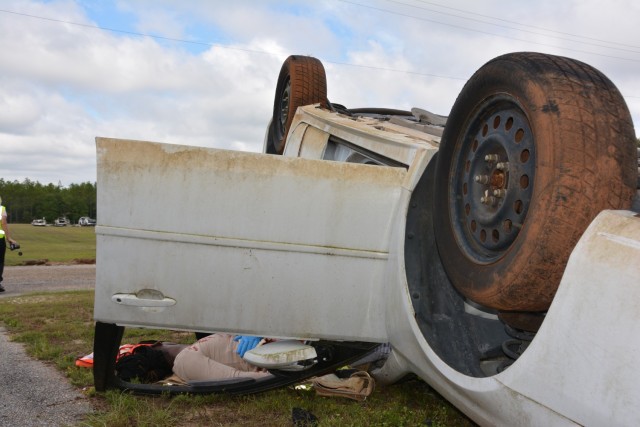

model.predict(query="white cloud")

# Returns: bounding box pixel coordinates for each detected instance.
[0,0,638,186]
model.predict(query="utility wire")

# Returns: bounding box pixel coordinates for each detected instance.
[408,0,640,50]
[0,8,275,56]
[0,8,467,81]
[337,0,640,63]
[386,0,640,53]
[0,5,638,92]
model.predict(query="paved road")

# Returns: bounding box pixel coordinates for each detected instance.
[0,327,94,426]
[0,265,96,426]
[0,264,95,298]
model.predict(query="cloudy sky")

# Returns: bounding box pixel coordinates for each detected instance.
[1,0,638,185]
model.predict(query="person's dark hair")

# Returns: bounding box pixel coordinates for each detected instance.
[115,346,172,383]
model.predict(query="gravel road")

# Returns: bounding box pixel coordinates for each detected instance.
[0,265,96,426]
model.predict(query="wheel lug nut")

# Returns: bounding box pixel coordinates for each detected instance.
[475,175,490,184]
[493,189,507,198]
[496,162,509,171]
[481,195,497,205]
[480,190,497,205]
[484,154,499,162]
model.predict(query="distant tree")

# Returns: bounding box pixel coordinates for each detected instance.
[65,182,97,223]
[0,179,96,224]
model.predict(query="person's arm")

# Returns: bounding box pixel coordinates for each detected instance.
[1,215,16,245]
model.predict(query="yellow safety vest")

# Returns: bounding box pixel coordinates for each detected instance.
[0,205,5,237]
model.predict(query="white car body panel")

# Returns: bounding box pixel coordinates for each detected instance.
[94,105,640,426]
[95,135,424,341]
[381,208,640,426]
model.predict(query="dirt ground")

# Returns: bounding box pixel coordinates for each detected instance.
[0,264,95,297]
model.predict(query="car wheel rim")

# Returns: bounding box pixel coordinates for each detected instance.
[450,95,536,263]
[279,79,291,130]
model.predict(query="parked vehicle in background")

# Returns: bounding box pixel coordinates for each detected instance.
[54,217,69,226]
[31,218,46,226]
[78,217,96,226]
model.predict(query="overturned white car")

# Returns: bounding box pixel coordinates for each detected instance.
[93,52,640,426]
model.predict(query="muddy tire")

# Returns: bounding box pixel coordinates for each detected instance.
[267,55,328,154]
[433,52,636,311]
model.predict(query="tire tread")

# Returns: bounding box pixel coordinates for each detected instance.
[435,52,636,311]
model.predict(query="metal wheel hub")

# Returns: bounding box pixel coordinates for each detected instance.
[451,97,536,263]
[279,79,291,130]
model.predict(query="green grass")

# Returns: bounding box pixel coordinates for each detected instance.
[5,223,96,265]
[0,291,475,426]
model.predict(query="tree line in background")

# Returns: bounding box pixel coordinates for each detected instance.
[0,178,96,224]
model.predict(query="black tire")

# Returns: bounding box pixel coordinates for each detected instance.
[434,52,636,311]
[268,55,328,154]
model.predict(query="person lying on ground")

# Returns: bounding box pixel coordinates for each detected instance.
[115,332,390,384]
[115,333,270,383]
[173,333,270,381]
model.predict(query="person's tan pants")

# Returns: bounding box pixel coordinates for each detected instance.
[173,333,270,381]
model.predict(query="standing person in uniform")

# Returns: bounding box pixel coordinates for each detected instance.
[0,196,18,292]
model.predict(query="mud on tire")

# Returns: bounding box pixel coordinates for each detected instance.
[266,55,328,154]
[433,52,637,312]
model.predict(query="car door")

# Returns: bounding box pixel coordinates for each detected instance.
[94,137,409,342]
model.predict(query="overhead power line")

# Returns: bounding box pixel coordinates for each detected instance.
[0,8,274,55]
[0,8,468,81]
[338,0,640,63]
[1,4,639,97]
[408,0,640,50]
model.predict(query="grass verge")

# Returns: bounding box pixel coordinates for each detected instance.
[5,224,96,265]
[0,291,475,426]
